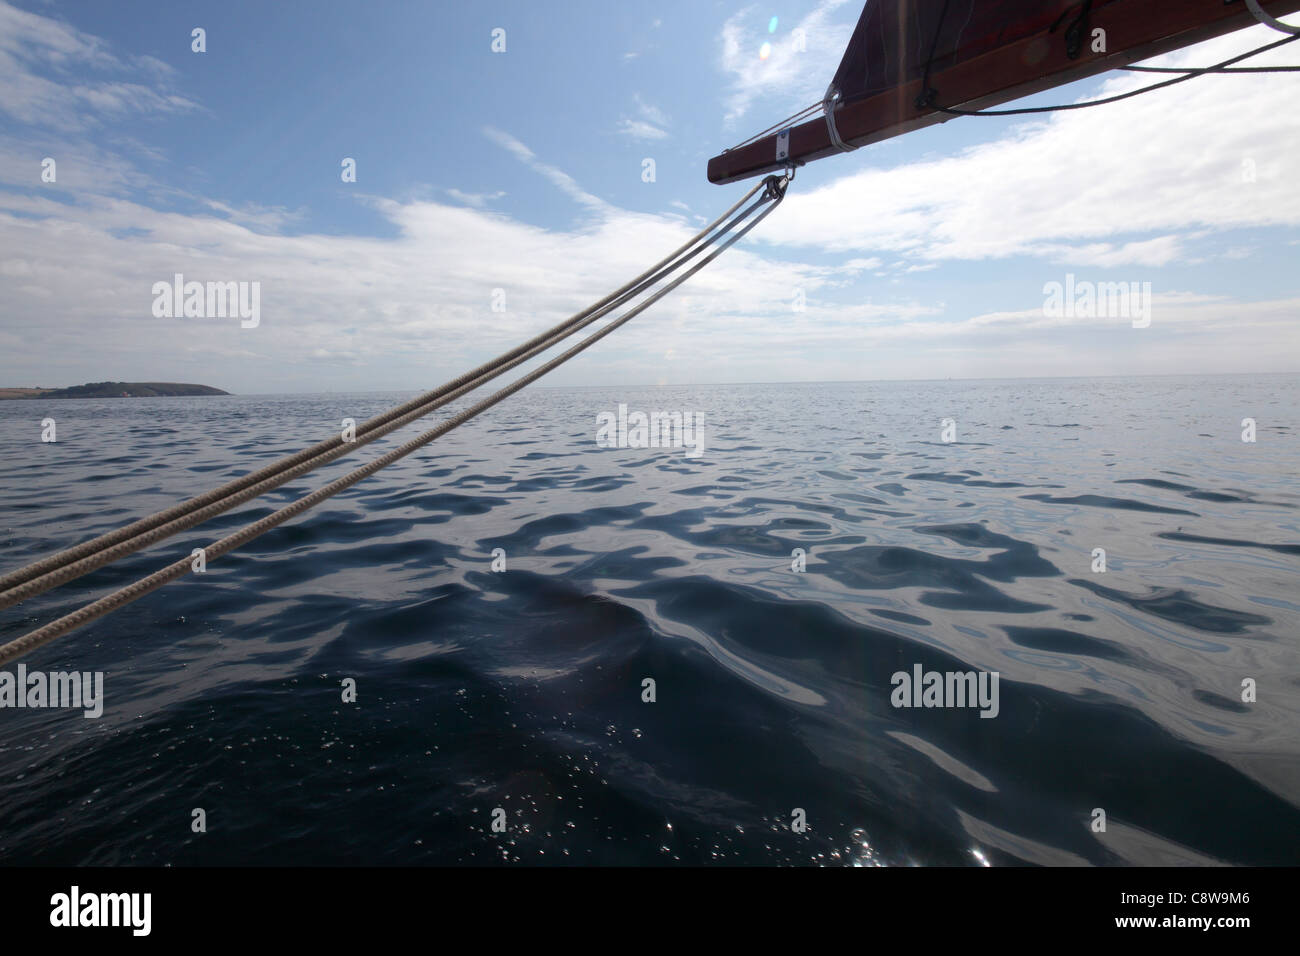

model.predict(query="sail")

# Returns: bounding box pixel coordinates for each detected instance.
[708,0,1300,185]
[828,1,1072,106]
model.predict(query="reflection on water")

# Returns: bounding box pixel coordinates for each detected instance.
[0,375,1297,864]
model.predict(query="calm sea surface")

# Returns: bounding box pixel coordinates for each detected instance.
[0,375,1297,865]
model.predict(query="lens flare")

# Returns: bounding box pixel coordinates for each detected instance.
[759,41,772,60]
[768,16,779,33]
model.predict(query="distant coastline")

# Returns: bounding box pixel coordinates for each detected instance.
[0,382,230,400]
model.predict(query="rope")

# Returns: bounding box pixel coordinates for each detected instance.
[927,32,1300,117]
[1120,64,1300,73]
[0,176,789,667]
[915,0,954,109]
[1052,0,1094,61]
[1247,0,1300,35]
[822,85,857,153]
[0,176,774,612]
[726,101,822,153]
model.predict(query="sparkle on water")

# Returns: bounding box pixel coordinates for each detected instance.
[1,376,1296,866]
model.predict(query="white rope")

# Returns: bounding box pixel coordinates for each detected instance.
[0,177,792,666]
[1246,0,1300,35]
[822,84,857,153]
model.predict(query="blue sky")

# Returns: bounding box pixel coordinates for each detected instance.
[1,0,1298,392]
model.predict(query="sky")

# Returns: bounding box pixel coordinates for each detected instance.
[1,0,1298,393]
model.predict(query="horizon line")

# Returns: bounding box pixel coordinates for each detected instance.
[12,369,1290,396]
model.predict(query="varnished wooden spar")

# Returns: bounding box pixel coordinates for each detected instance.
[707,0,1300,184]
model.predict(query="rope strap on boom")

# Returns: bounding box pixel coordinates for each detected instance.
[822,84,857,153]
[1247,0,1300,35]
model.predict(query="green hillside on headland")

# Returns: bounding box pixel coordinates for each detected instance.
[0,382,230,399]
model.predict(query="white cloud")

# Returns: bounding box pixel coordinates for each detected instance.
[8,127,1293,392]
[202,199,305,232]
[1036,237,1185,268]
[483,127,611,215]
[754,25,1300,267]
[617,94,671,140]
[0,126,868,390]
[632,94,670,129]
[718,0,857,126]
[0,0,197,129]
[445,188,507,208]
[617,118,668,141]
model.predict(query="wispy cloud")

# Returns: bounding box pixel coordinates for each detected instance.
[617,118,668,141]
[446,188,507,209]
[718,0,856,126]
[632,94,670,129]
[202,199,305,233]
[0,0,197,129]
[483,126,612,214]
[617,94,671,141]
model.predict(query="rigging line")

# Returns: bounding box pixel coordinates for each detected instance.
[916,0,954,109]
[0,190,773,611]
[727,101,823,152]
[0,176,773,604]
[0,189,761,598]
[0,176,789,668]
[1054,0,1094,61]
[1120,64,1300,73]
[927,32,1300,116]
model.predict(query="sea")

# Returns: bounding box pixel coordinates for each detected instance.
[0,374,1296,865]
